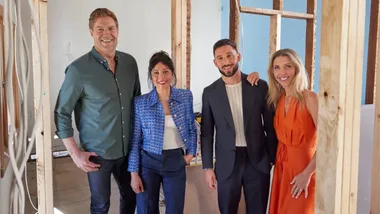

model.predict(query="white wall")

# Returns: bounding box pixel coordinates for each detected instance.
[358,104,375,214]
[48,0,222,150]
[190,0,222,110]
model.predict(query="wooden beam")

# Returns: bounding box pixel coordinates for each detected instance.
[316,0,366,213]
[371,6,380,211]
[305,0,317,90]
[229,0,240,44]
[32,0,54,213]
[0,4,7,178]
[186,0,191,89]
[273,0,283,11]
[171,0,189,89]
[365,0,380,104]
[269,0,282,58]
[12,55,19,129]
[0,4,20,178]
[269,15,281,58]
[240,6,314,20]
[372,72,380,213]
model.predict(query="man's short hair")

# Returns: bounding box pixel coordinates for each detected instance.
[213,39,238,55]
[89,8,119,30]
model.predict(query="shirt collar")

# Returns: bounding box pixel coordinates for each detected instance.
[90,46,119,64]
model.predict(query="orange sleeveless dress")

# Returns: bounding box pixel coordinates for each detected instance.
[268,94,317,214]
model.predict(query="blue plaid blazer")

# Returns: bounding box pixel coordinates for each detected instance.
[127,87,197,172]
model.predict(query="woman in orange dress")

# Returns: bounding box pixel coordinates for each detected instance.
[265,48,318,214]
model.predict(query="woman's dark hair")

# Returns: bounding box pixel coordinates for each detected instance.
[148,51,177,87]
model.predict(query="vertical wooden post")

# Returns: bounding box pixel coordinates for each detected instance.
[186,0,191,89]
[365,0,380,104]
[0,5,8,178]
[316,0,366,213]
[269,0,283,58]
[372,70,380,213]
[171,0,190,89]
[305,0,317,89]
[371,16,380,213]
[229,0,240,45]
[32,0,54,213]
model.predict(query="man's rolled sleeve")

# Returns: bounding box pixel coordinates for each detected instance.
[54,65,83,139]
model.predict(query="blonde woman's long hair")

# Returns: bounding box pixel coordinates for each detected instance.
[267,49,309,108]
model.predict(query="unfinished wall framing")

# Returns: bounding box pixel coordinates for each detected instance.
[229,0,370,213]
[24,0,192,213]
[230,0,317,89]
[12,0,379,213]
[171,0,191,89]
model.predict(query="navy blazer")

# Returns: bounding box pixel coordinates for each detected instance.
[200,73,278,181]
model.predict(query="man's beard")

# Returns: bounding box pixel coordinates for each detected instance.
[218,63,239,77]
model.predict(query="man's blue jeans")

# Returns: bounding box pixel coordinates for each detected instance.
[87,156,136,214]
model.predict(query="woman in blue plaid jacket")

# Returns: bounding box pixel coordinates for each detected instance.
[127,51,197,214]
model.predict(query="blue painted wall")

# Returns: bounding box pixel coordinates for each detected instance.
[221,0,371,104]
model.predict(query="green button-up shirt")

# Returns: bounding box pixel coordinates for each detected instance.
[54,47,141,159]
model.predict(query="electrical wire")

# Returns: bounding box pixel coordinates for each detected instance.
[3,0,26,213]
[2,0,46,213]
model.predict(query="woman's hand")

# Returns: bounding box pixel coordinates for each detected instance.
[183,154,194,165]
[131,172,144,194]
[247,71,260,86]
[290,171,312,199]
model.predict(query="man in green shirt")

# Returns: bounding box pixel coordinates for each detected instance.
[54,8,140,214]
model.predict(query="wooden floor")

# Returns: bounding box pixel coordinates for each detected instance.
[25,157,247,214]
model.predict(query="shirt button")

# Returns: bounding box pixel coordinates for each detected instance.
[123,135,125,138]
[116,79,118,81]
[179,126,182,130]
[122,107,124,109]
[184,139,187,142]
[174,114,177,117]
[171,102,174,105]
[122,121,125,124]
[120,93,122,95]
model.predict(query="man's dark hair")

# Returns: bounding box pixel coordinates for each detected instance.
[213,39,238,55]
[148,51,177,87]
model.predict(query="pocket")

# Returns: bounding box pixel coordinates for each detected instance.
[181,155,187,166]
[255,153,272,175]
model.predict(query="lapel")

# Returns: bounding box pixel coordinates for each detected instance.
[241,73,257,132]
[215,78,235,132]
